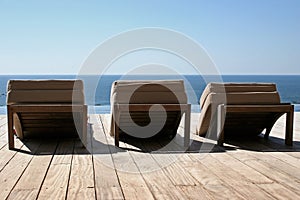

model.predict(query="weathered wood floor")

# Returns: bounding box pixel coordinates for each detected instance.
[0,113,300,200]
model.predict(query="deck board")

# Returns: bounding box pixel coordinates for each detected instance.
[37,140,74,200]
[6,141,57,200]
[99,115,155,200]
[0,113,299,199]
[67,140,95,199]
[90,114,124,200]
[0,140,39,200]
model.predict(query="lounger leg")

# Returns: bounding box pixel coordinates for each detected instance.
[264,127,272,139]
[82,105,88,148]
[184,105,191,148]
[217,130,225,146]
[217,105,225,146]
[114,121,119,147]
[7,106,14,150]
[285,105,294,146]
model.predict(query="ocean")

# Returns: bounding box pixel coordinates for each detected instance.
[1,75,300,114]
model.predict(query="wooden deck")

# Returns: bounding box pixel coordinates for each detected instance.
[0,113,300,200]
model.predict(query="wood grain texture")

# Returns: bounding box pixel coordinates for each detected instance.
[0,140,39,200]
[7,141,57,200]
[67,140,95,200]
[37,140,74,200]
[0,112,299,200]
[90,115,124,200]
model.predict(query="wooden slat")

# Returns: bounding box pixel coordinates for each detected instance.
[22,128,77,134]
[99,114,156,200]
[228,150,300,197]
[37,140,75,200]
[197,154,276,199]
[224,104,293,113]
[20,117,76,122]
[67,140,95,199]
[116,104,190,112]
[0,112,299,200]
[0,123,8,148]
[6,141,57,200]
[11,105,85,113]
[21,114,74,120]
[116,133,188,199]
[0,138,24,172]
[120,112,179,117]
[182,154,246,200]
[0,140,40,200]
[0,117,7,128]
[90,115,124,200]
[124,145,187,200]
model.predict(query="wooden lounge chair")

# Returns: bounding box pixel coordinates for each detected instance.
[197,83,294,146]
[6,80,87,149]
[110,80,191,147]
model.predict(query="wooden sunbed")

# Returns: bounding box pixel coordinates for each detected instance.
[110,80,191,147]
[6,80,87,150]
[197,83,294,146]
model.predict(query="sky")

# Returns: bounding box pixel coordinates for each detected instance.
[0,0,299,75]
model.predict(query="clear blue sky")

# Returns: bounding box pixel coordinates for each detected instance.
[0,0,299,75]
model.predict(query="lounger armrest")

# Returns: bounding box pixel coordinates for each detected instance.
[114,103,190,111]
[222,104,293,113]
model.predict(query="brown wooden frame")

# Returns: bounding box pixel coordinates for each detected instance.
[217,104,294,146]
[112,104,191,147]
[7,104,87,150]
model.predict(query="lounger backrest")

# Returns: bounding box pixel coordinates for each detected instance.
[200,83,280,108]
[111,80,187,104]
[110,80,188,138]
[7,80,84,105]
[197,82,281,136]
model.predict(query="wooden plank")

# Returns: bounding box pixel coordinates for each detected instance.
[105,113,217,199]
[210,153,273,184]
[90,114,124,200]
[117,104,190,112]
[224,104,293,113]
[101,114,188,199]
[268,151,300,169]
[0,134,8,150]
[0,117,7,129]
[0,118,9,143]
[198,154,276,199]
[100,114,155,200]
[286,151,300,159]
[124,141,188,199]
[0,111,298,200]
[229,150,300,197]
[37,140,74,200]
[67,140,95,199]
[177,185,214,200]
[0,140,40,200]
[0,138,24,172]
[126,150,187,200]
[6,141,57,200]
[249,152,300,184]
[256,183,299,200]
[10,105,84,112]
[140,139,198,186]
[147,145,213,199]
[181,154,246,200]
[0,122,8,149]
